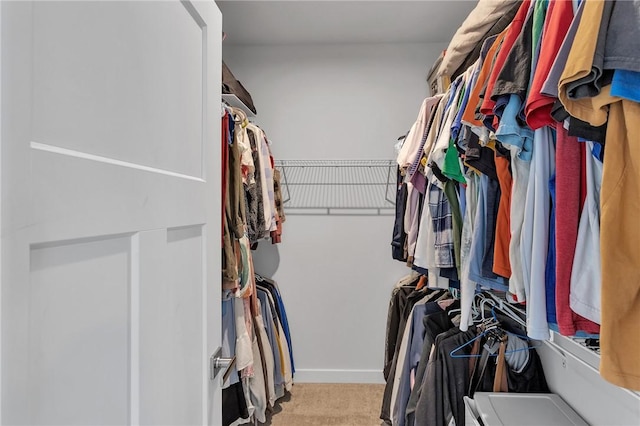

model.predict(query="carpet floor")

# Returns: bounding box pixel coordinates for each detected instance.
[262,383,384,426]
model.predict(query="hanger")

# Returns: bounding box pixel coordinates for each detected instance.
[485,292,526,328]
[470,291,526,328]
[449,306,539,359]
[449,328,538,359]
[471,293,497,323]
[449,287,460,300]
[449,323,501,359]
[469,291,527,333]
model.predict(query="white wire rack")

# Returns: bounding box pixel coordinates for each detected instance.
[274,159,397,215]
[222,94,256,117]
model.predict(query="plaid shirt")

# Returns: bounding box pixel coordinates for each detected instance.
[428,183,456,268]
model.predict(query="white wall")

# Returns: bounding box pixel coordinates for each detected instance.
[224,42,445,383]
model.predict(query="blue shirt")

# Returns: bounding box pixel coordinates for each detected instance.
[611,69,640,103]
[546,174,557,325]
[496,94,534,161]
[257,289,284,388]
[468,174,508,291]
[222,295,240,386]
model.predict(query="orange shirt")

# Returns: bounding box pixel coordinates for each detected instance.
[493,146,512,278]
[461,30,507,127]
[480,0,533,118]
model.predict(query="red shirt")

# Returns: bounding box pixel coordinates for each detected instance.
[525,0,575,129]
[479,0,533,118]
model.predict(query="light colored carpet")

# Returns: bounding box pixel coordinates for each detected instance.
[264,383,384,426]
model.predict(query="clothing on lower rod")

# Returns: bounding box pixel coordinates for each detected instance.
[380,287,449,423]
[223,381,249,426]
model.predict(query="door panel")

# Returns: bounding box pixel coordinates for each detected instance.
[1,1,222,424]
[29,236,131,425]
[165,226,205,425]
[139,227,204,426]
[32,1,205,178]
[29,148,207,244]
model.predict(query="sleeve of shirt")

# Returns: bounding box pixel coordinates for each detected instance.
[491,8,535,101]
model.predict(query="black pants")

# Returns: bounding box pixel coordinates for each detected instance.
[223,381,249,426]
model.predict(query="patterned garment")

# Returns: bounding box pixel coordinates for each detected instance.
[428,183,456,268]
[407,121,431,180]
[222,116,244,288]
[248,124,276,234]
[260,137,277,232]
[270,169,286,244]
[231,107,255,185]
[237,235,252,296]
[246,129,266,243]
[273,169,286,224]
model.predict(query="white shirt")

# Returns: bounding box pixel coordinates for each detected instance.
[404,183,421,260]
[397,98,431,170]
[508,148,532,302]
[459,171,480,331]
[570,141,603,324]
[522,127,555,340]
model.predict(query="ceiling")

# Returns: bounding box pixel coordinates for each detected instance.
[216,1,477,46]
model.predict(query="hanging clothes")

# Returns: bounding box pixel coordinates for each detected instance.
[221,106,292,425]
[383,288,549,426]
[554,0,640,391]
[393,0,640,394]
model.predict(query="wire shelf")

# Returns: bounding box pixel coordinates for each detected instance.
[222,94,256,117]
[274,159,397,215]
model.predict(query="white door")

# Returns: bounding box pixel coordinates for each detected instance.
[1,1,223,425]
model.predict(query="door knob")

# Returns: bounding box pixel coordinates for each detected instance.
[210,347,236,382]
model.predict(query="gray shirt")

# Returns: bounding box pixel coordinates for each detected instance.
[565,0,614,99]
[541,0,586,98]
[604,0,640,72]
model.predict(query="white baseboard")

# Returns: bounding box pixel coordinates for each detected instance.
[293,369,384,384]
